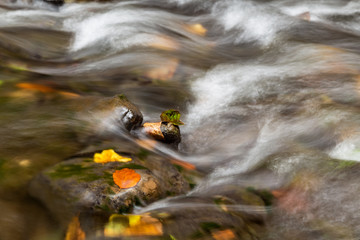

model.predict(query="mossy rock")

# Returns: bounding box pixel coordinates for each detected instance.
[146,195,265,240]
[28,150,189,225]
[89,94,143,132]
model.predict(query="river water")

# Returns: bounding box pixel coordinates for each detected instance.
[1,0,360,239]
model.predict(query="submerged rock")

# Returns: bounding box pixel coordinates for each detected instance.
[28,149,189,225]
[42,0,112,5]
[87,94,143,133]
[80,185,266,239]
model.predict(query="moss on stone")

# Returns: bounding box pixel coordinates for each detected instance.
[199,222,221,233]
[328,159,358,170]
[137,149,149,161]
[116,164,148,170]
[47,164,94,179]
[0,158,5,181]
[246,187,274,206]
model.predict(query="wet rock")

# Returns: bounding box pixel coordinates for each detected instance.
[88,94,143,132]
[42,0,64,6]
[160,122,181,144]
[70,186,266,239]
[42,0,112,5]
[28,149,189,225]
[103,187,265,239]
[143,121,181,144]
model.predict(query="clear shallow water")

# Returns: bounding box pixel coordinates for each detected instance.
[2,0,360,239]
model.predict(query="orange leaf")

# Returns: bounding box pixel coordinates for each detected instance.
[148,35,179,51]
[104,214,163,237]
[65,216,86,240]
[59,91,80,98]
[145,58,179,81]
[170,159,196,170]
[16,83,80,98]
[186,23,207,36]
[16,83,55,93]
[136,139,158,151]
[211,229,236,240]
[123,215,163,236]
[113,168,141,189]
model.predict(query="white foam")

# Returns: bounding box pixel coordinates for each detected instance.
[211,0,293,46]
[330,137,360,162]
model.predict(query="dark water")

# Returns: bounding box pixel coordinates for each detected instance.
[2,0,360,239]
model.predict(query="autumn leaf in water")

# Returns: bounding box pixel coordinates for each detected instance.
[104,214,163,237]
[135,139,158,151]
[170,158,196,170]
[16,83,55,93]
[211,229,236,240]
[94,149,132,164]
[65,216,86,240]
[148,35,179,51]
[113,168,141,189]
[16,82,80,98]
[122,215,163,236]
[160,109,184,125]
[185,23,207,36]
[145,58,179,81]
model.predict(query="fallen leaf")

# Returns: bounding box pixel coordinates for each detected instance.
[149,35,179,51]
[136,139,158,151]
[170,159,196,170]
[16,82,80,99]
[122,216,163,236]
[128,215,142,226]
[211,229,236,240]
[104,215,127,238]
[113,168,141,189]
[160,109,184,125]
[94,149,132,164]
[59,91,80,98]
[104,214,163,237]
[186,23,207,36]
[145,58,179,81]
[16,83,55,93]
[65,216,86,240]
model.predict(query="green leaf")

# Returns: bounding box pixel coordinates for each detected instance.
[160,109,184,125]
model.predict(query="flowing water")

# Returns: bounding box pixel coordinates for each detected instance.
[2,0,360,239]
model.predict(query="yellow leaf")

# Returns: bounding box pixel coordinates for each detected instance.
[128,215,142,226]
[65,216,86,240]
[93,149,132,163]
[104,214,163,237]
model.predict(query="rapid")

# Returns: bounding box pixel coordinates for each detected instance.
[1,0,360,239]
